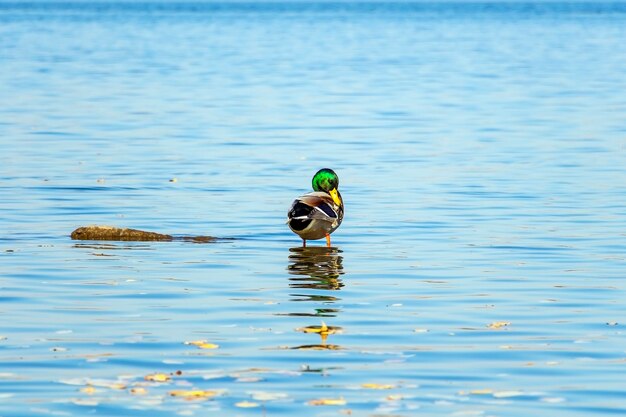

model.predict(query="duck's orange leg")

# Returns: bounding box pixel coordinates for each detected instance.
[325,234,331,247]
[302,239,307,248]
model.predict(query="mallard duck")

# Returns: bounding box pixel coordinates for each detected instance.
[287,168,344,247]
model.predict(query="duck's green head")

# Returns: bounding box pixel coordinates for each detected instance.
[312,168,341,206]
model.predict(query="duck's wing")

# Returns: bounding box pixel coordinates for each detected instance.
[289,192,339,222]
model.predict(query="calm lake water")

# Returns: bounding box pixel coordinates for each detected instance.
[1,1,626,416]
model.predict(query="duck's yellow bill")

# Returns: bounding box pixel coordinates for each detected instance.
[329,188,341,206]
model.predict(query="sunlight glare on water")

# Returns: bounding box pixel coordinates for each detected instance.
[1,1,626,416]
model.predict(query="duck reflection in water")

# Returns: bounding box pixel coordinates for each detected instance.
[288,246,344,296]
[287,246,345,350]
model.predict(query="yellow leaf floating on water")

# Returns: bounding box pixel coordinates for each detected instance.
[487,321,511,329]
[296,322,342,335]
[185,340,219,349]
[144,373,171,382]
[80,385,96,395]
[235,401,260,408]
[130,387,148,395]
[308,397,347,406]
[361,383,394,390]
[470,389,494,395]
[169,390,220,400]
[196,343,219,349]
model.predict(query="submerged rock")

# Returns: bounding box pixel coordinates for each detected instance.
[70,225,218,243]
[71,225,173,241]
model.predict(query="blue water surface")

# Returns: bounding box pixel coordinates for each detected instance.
[1,2,626,416]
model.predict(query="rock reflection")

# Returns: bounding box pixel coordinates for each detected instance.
[72,243,153,250]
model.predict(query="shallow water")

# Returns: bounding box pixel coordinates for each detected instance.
[1,2,626,416]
